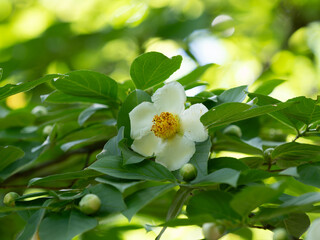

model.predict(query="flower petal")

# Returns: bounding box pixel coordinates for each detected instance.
[152,82,186,115]
[131,132,160,157]
[155,135,195,171]
[129,102,156,139]
[180,103,208,142]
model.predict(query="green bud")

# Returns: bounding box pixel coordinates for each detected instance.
[223,125,242,138]
[32,106,48,117]
[263,148,274,162]
[42,125,53,136]
[180,163,197,182]
[3,192,20,207]
[79,194,101,215]
[273,228,289,240]
[202,222,225,240]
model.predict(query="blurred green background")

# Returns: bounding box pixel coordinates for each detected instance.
[0,0,320,239]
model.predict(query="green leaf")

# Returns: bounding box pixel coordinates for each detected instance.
[89,155,176,181]
[238,169,273,185]
[280,192,320,208]
[38,210,98,240]
[0,111,35,129]
[281,212,310,238]
[296,163,320,188]
[78,104,108,126]
[272,142,320,162]
[89,184,126,215]
[0,74,59,101]
[230,185,283,216]
[130,52,182,90]
[208,157,249,173]
[97,127,124,158]
[189,137,211,181]
[119,139,145,165]
[177,64,213,87]
[0,146,24,171]
[122,183,176,220]
[17,200,51,240]
[43,91,110,104]
[117,90,151,139]
[187,190,241,221]
[192,168,240,187]
[95,176,142,193]
[52,70,118,104]
[217,85,248,104]
[201,101,294,129]
[253,79,286,95]
[0,68,2,80]
[28,169,103,187]
[212,132,263,155]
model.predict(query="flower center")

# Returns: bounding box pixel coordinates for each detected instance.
[151,112,180,139]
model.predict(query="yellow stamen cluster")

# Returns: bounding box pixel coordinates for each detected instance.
[151,112,180,139]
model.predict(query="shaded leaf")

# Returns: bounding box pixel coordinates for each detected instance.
[187,190,241,221]
[78,104,108,126]
[122,183,176,220]
[192,168,240,187]
[39,210,98,240]
[0,146,24,171]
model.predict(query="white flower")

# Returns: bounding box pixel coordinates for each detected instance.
[306,218,320,240]
[129,81,208,171]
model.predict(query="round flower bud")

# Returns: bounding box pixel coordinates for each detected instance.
[273,228,289,240]
[79,194,101,215]
[42,125,53,136]
[263,148,274,162]
[180,163,197,182]
[32,106,48,117]
[202,222,225,240]
[223,125,242,138]
[3,192,20,207]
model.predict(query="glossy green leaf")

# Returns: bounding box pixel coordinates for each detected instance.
[230,185,283,216]
[272,142,320,162]
[187,190,241,221]
[217,85,248,104]
[0,146,24,171]
[0,74,59,101]
[28,169,103,187]
[189,137,211,180]
[89,155,176,181]
[89,184,126,215]
[39,210,98,240]
[281,192,320,208]
[122,183,176,220]
[117,90,151,139]
[192,168,240,187]
[119,139,145,165]
[201,101,294,129]
[212,132,263,155]
[96,127,124,158]
[95,176,142,193]
[78,104,108,126]
[253,79,286,95]
[52,70,118,103]
[130,52,182,90]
